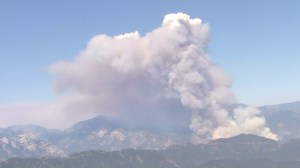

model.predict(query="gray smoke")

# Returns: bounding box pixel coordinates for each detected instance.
[49,13,277,142]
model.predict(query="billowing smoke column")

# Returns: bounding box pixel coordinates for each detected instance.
[50,13,277,142]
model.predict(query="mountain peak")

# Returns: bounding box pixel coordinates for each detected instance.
[1,124,49,136]
[260,101,300,111]
[66,115,120,134]
[211,134,277,145]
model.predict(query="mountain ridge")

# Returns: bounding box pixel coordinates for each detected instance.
[2,134,300,168]
[0,101,299,162]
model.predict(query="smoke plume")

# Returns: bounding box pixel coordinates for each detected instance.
[48,13,277,142]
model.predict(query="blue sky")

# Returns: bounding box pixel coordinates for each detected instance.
[1,0,300,106]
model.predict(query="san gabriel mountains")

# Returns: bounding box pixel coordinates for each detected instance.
[0,101,300,164]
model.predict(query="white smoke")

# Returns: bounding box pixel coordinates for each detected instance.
[47,13,277,142]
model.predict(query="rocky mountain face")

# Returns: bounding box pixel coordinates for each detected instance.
[0,116,189,161]
[60,116,189,153]
[0,134,65,160]
[0,101,300,162]
[0,125,66,160]
[1,134,300,168]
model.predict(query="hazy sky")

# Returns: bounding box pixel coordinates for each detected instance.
[1,0,299,107]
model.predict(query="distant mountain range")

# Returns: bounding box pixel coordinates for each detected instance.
[260,101,300,140]
[0,101,299,162]
[2,134,300,168]
[0,116,189,161]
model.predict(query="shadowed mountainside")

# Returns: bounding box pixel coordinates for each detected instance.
[2,134,300,168]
